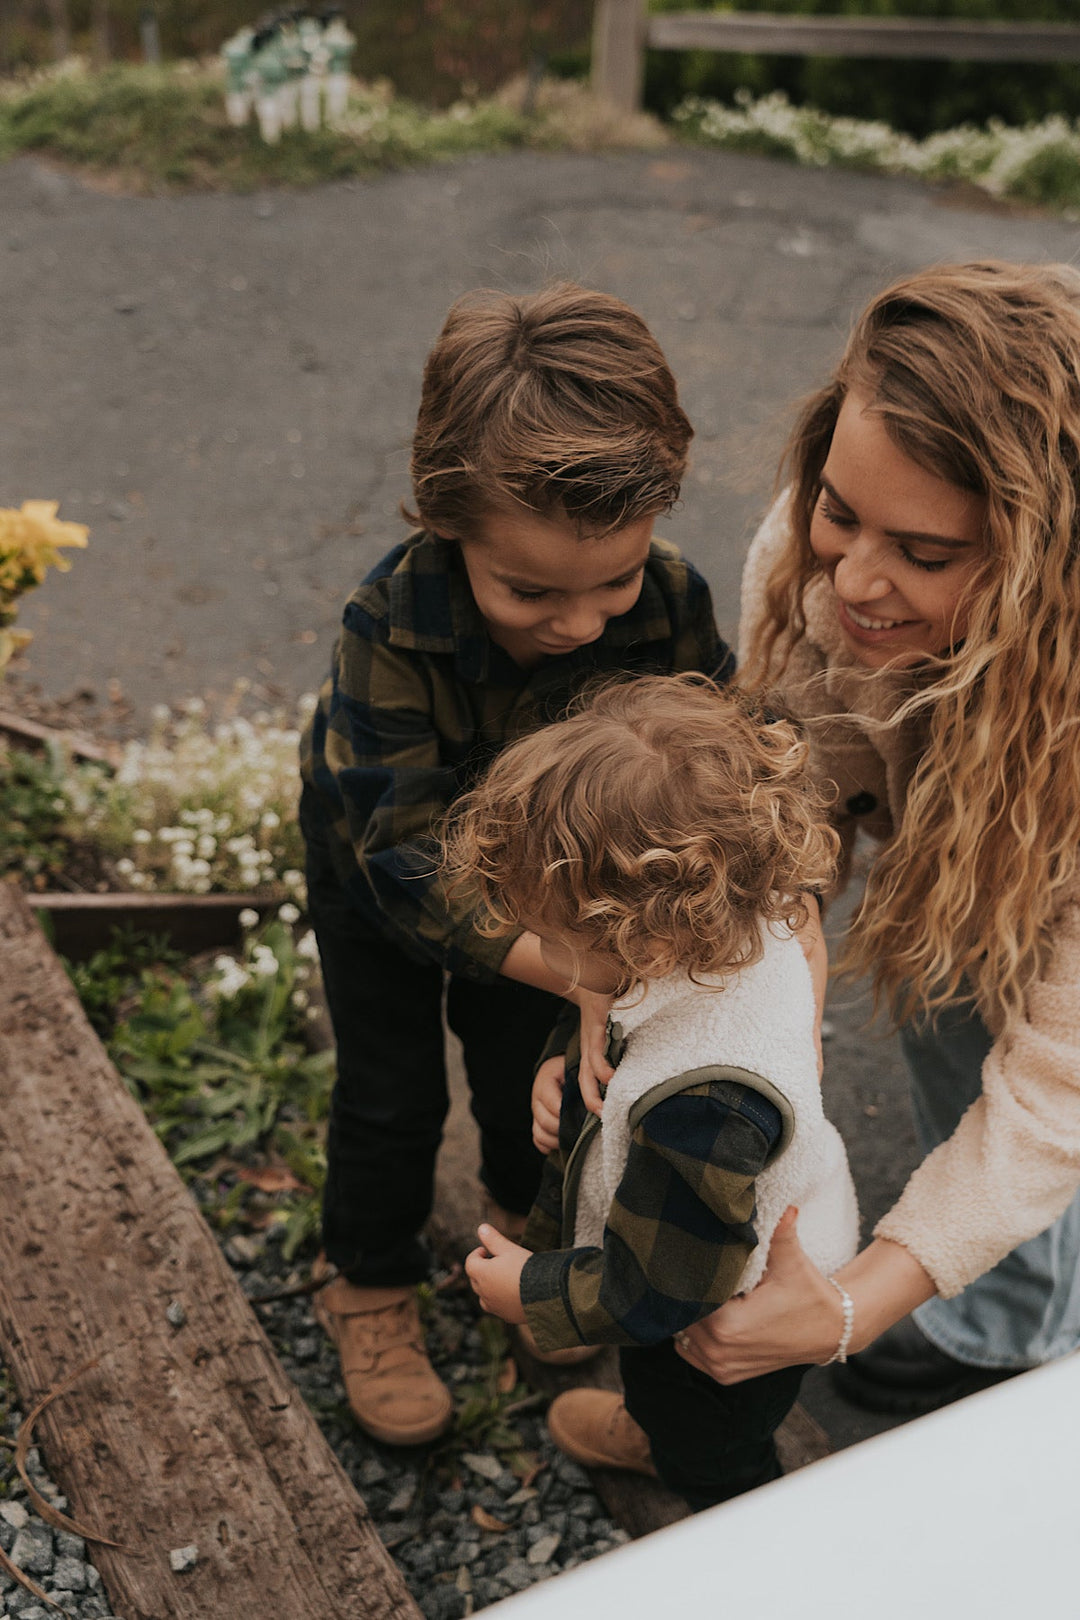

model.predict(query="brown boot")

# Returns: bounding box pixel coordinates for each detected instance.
[515,1320,604,1368]
[547,1389,657,1477]
[313,1272,453,1446]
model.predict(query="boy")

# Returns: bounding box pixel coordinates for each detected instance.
[450,676,858,1507]
[300,283,732,1445]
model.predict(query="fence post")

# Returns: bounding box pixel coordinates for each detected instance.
[591,0,647,114]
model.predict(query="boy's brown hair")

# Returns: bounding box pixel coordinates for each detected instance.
[408,282,693,537]
[443,674,838,988]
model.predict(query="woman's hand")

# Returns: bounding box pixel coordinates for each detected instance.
[532,1054,565,1154]
[572,987,615,1117]
[676,1212,937,1383]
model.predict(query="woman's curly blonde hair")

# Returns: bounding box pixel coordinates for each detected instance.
[442,674,838,988]
[744,259,1080,1030]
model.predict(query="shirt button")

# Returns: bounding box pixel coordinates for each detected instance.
[845,792,878,816]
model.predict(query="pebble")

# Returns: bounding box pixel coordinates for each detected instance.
[168,1545,199,1574]
[0,1241,635,1620]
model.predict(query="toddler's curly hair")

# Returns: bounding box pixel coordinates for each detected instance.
[443,674,838,987]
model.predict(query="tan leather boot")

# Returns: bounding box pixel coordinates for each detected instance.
[313,1273,453,1446]
[547,1389,658,1476]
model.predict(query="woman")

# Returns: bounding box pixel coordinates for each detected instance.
[590,261,1080,1415]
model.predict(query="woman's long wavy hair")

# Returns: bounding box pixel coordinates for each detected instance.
[746,260,1080,1030]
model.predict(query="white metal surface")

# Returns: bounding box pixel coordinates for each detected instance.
[495,1354,1079,1619]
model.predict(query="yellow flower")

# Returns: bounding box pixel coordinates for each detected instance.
[0,500,89,673]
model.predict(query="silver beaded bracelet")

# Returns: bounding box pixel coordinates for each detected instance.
[823,1275,855,1365]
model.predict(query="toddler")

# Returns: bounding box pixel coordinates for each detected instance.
[449,674,859,1507]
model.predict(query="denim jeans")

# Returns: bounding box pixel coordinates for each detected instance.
[302,789,558,1285]
[901,1000,1080,1369]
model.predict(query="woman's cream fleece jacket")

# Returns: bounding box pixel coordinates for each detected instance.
[740,498,1080,1298]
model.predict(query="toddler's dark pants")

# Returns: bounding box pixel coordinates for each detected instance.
[620,1339,809,1511]
[302,789,559,1286]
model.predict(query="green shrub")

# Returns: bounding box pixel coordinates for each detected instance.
[645,0,1080,139]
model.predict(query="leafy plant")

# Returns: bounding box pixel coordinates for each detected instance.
[62,926,183,1039]
[78,915,335,1257]
[675,89,1080,212]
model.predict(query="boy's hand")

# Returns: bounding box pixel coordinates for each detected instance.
[573,988,615,1116]
[465,1224,529,1323]
[532,1054,565,1153]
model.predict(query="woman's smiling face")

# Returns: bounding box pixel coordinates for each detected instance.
[809,391,986,669]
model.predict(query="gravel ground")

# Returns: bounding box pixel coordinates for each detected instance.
[0,1225,629,1620]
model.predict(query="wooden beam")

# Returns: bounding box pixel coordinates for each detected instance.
[646,11,1080,64]
[31,888,286,960]
[592,0,647,115]
[0,885,420,1620]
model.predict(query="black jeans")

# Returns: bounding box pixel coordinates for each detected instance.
[620,1339,809,1511]
[302,790,559,1285]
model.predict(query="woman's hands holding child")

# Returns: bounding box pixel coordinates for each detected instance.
[532,1055,565,1153]
[465,1225,530,1323]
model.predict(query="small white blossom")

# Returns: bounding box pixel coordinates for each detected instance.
[260,810,281,831]
[251,944,279,977]
[132,828,152,844]
[278,902,301,925]
[238,908,260,930]
[296,929,320,960]
[115,857,135,876]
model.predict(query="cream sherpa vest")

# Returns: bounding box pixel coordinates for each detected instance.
[573,924,860,1292]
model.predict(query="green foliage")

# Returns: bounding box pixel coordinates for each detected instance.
[676,88,1080,211]
[62,925,182,1039]
[0,62,534,190]
[67,916,335,1256]
[0,745,80,885]
[643,0,1080,139]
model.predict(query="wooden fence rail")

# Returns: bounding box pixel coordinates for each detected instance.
[592,0,1080,113]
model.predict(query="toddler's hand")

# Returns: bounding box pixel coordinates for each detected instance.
[465,1225,529,1324]
[532,1054,565,1153]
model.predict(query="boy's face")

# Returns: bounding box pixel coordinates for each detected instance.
[458,505,654,669]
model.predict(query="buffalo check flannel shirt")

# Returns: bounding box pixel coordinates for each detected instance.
[520,1027,783,1351]
[300,529,732,980]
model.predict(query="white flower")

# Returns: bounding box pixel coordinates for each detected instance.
[238,907,260,930]
[282,869,304,890]
[115,857,135,876]
[291,988,309,1009]
[296,929,320,960]
[132,828,152,844]
[212,956,251,998]
[196,835,217,859]
[260,810,281,831]
[278,902,301,925]
[251,944,279,977]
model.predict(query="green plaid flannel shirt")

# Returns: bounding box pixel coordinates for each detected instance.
[520,1023,784,1351]
[300,530,732,980]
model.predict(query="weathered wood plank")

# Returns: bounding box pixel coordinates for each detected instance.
[0,884,419,1620]
[591,0,647,115]
[647,11,1080,64]
[31,888,284,960]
